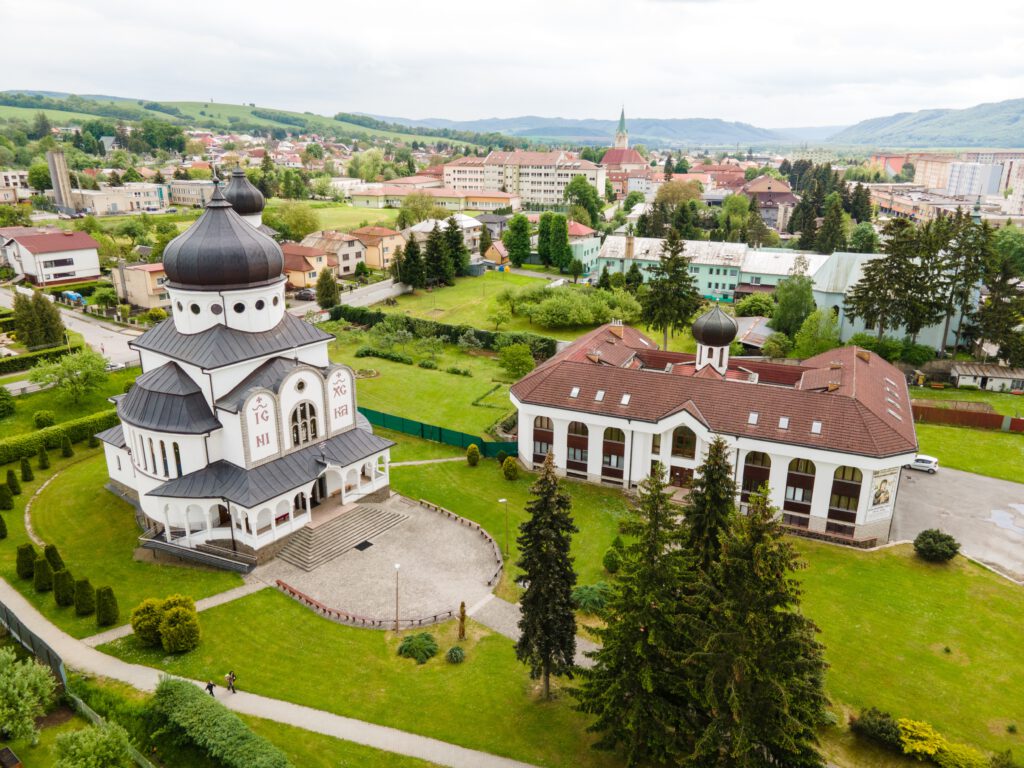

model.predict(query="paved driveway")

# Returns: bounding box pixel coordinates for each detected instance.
[892,467,1024,582]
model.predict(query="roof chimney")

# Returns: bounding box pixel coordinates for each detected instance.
[829,361,843,370]
[827,381,840,392]
[856,349,871,363]
[586,349,603,363]
[609,319,624,338]
[625,234,634,261]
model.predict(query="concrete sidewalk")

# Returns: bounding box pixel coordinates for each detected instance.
[469,594,599,668]
[0,579,539,768]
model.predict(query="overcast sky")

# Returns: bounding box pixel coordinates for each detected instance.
[3,0,1023,128]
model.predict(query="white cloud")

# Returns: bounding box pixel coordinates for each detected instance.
[1,0,1022,127]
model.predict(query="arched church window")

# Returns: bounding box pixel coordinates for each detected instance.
[290,402,319,446]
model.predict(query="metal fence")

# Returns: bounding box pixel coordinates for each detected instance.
[0,597,67,687]
[359,407,517,458]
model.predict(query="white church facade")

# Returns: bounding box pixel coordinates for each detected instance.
[99,168,393,563]
[511,309,919,546]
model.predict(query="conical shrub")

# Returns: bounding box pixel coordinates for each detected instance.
[33,557,53,592]
[20,457,33,482]
[6,469,21,496]
[74,579,96,616]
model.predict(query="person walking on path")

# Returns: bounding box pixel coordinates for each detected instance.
[205,680,215,696]
[226,670,237,693]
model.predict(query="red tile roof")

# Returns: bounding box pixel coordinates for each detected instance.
[601,148,648,168]
[11,231,99,254]
[567,221,596,238]
[511,324,916,458]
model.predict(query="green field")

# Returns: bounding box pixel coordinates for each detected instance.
[915,423,1024,482]
[2,451,241,638]
[0,104,100,124]
[326,326,515,437]
[265,199,400,233]
[0,368,137,437]
[377,429,467,463]
[910,385,1024,417]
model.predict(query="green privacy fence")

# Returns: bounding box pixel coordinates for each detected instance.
[360,407,518,458]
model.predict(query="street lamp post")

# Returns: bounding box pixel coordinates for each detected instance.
[393,563,401,632]
[498,498,509,558]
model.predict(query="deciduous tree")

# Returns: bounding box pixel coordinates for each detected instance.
[793,308,840,358]
[315,267,339,309]
[771,255,816,337]
[502,214,531,268]
[0,646,57,743]
[29,348,108,403]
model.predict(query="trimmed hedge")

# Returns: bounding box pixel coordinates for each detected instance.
[6,469,20,496]
[33,557,54,592]
[153,678,292,768]
[53,569,75,606]
[16,543,37,579]
[130,598,164,647]
[914,529,960,562]
[0,409,118,465]
[75,578,96,616]
[354,346,413,365]
[0,343,82,375]
[0,514,6,540]
[20,457,33,482]
[44,543,65,572]
[329,304,558,359]
[45,280,108,298]
[96,586,119,627]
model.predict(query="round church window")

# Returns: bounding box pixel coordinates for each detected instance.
[176,301,183,313]
[296,380,306,392]
[272,296,280,306]
[233,302,245,314]
[190,303,200,315]
[255,299,265,310]
[211,304,223,315]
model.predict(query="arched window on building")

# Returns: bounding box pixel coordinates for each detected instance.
[671,426,696,459]
[566,421,589,471]
[290,402,319,446]
[602,427,626,473]
[148,438,157,474]
[827,466,863,537]
[533,416,553,460]
[741,451,771,500]
[783,458,815,528]
[172,442,182,477]
[159,441,169,477]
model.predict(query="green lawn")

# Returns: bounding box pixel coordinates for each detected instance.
[4,452,241,638]
[0,369,137,437]
[0,708,89,768]
[377,428,467,463]
[794,540,1024,757]
[390,460,628,595]
[910,385,1024,417]
[0,104,100,123]
[100,590,620,768]
[915,423,1024,482]
[326,326,515,437]
[264,199,400,233]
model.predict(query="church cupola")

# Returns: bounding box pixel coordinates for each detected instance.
[223,166,266,227]
[692,304,737,376]
[163,178,286,335]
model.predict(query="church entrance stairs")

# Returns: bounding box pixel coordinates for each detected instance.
[276,504,408,571]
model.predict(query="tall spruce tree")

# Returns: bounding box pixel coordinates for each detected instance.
[32,290,65,347]
[850,182,872,223]
[687,490,830,768]
[639,228,702,350]
[315,268,339,309]
[574,462,699,765]
[975,234,1024,362]
[939,213,989,353]
[12,292,42,349]
[503,214,531,267]
[814,192,847,254]
[401,237,426,289]
[683,436,736,568]
[423,223,453,285]
[478,221,493,257]
[515,453,578,700]
[903,217,949,345]
[537,212,554,267]
[844,218,915,340]
[549,215,572,273]
[444,216,471,277]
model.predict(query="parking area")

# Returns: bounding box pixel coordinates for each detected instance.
[892,467,1024,582]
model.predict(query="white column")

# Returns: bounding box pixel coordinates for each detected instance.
[766,454,789,512]
[809,461,838,528]
[624,429,638,486]
[854,466,873,525]
[552,419,569,471]
[586,426,603,480]
[162,507,172,543]
[518,411,534,465]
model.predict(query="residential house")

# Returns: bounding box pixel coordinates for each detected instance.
[282,243,332,288]
[403,214,483,253]
[111,261,172,310]
[300,230,366,278]
[740,175,800,230]
[0,229,101,285]
[476,213,510,238]
[0,187,17,206]
[950,362,1024,392]
[484,241,509,266]
[350,226,406,270]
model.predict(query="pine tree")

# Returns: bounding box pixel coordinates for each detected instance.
[38,444,50,470]
[745,200,771,247]
[596,265,612,290]
[797,215,818,250]
[683,436,737,568]
[624,262,643,292]
[851,182,872,223]
[478,221,493,257]
[444,216,471,277]
[639,228,702,350]
[549,215,572,273]
[424,223,453,285]
[20,457,33,482]
[400,237,426,289]
[32,290,65,347]
[687,490,830,767]
[574,463,699,764]
[502,214,531,268]
[664,155,674,181]
[815,192,847,254]
[844,218,910,340]
[515,453,578,699]
[537,212,554,267]
[315,267,339,309]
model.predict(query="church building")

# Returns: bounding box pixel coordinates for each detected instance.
[98,169,393,563]
[511,308,918,546]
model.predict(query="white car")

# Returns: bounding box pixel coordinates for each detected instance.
[905,455,939,474]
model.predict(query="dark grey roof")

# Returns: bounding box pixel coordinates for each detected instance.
[131,313,333,371]
[475,214,509,224]
[257,223,278,238]
[223,167,265,216]
[216,357,327,413]
[96,424,126,448]
[148,427,394,508]
[162,181,284,291]
[117,362,221,434]
[692,305,738,347]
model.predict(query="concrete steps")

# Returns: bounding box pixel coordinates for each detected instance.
[277,505,407,571]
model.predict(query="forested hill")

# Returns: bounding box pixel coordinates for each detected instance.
[827,98,1024,147]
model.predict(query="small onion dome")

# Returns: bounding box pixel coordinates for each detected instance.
[223,166,265,215]
[691,304,738,348]
[118,362,220,434]
[162,181,284,291]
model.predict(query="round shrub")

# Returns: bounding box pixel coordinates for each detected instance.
[96,586,119,627]
[850,707,902,752]
[33,557,54,592]
[53,569,75,607]
[0,514,6,540]
[397,632,439,664]
[33,410,56,429]
[20,457,33,482]
[914,529,960,563]
[38,445,50,470]
[418,359,437,370]
[0,484,11,511]
[75,579,96,616]
[44,543,65,572]
[161,594,196,613]
[602,547,621,575]
[496,450,508,464]
[446,645,465,664]
[16,543,37,579]
[61,434,73,458]
[466,443,480,467]
[0,388,14,418]
[6,469,21,496]
[159,606,201,653]
[130,598,165,647]
[572,582,612,614]
[502,456,519,481]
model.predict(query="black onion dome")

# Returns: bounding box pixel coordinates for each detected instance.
[223,167,265,215]
[162,182,283,291]
[692,304,738,347]
[118,362,220,434]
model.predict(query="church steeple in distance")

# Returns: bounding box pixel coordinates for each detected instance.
[614,106,628,149]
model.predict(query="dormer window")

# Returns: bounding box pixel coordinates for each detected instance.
[595,390,605,402]
[748,412,759,425]
[778,417,789,429]
[570,387,580,398]
[811,421,822,434]
[620,394,631,405]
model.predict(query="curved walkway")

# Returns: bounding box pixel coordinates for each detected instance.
[0,579,539,768]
